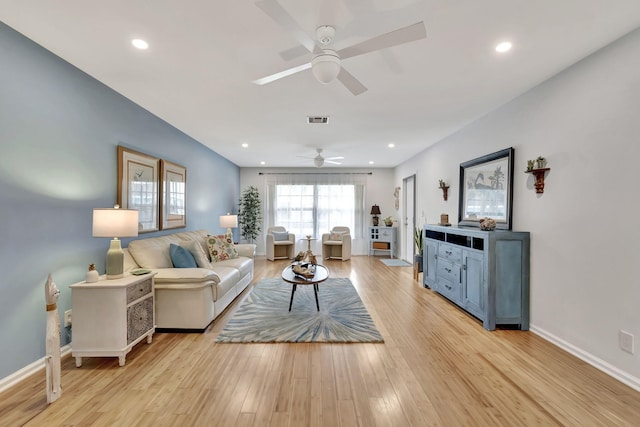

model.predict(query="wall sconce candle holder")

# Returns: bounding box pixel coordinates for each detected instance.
[438,180,450,201]
[525,167,550,193]
[525,157,549,193]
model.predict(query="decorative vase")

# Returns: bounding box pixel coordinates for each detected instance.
[85,264,99,283]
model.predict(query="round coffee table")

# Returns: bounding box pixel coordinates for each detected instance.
[281,264,329,311]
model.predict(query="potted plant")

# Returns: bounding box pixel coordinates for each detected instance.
[238,185,262,243]
[414,227,424,273]
[383,216,394,227]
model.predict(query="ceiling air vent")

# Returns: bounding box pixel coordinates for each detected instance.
[307,116,329,124]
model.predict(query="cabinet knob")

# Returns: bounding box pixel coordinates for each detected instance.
[445,268,451,273]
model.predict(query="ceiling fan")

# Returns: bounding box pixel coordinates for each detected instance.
[253,0,427,95]
[299,148,344,167]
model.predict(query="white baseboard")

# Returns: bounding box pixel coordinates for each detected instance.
[0,345,72,394]
[530,325,640,392]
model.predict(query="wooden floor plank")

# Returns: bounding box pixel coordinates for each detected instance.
[1,256,640,426]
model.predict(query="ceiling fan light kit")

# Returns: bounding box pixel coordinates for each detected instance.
[311,50,341,83]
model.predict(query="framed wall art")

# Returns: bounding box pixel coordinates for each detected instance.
[160,159,187,230]
[117,146,159,233]
[458,147,514,230]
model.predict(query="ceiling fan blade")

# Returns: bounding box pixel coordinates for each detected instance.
[337,67,368,96]
[252,62,312,85]
[325,160,342,165]
[337,21,426,61]
[325,156,345,160]
[256,0,317,53]
[280,44,311,61]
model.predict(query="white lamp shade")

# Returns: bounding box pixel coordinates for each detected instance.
[311,51,341,84]
[219,214,238,229]
[93,208,139,238]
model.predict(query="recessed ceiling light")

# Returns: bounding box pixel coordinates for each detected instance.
[495,41,512,53]
[388,143,395,148]
[260,161,266,165]
[131,39,149,50]
[369,161,374,165]
[241,143,249,148]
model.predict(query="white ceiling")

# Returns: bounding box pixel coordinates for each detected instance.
[1,0,639,168]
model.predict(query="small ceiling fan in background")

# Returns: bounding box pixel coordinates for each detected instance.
[298,148,344,167]
[253,0,427,95]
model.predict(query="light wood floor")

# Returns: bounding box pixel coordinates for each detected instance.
[2,256,640,426]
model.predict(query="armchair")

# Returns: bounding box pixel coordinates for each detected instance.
[266,226,296,261]
[321,226,351,261]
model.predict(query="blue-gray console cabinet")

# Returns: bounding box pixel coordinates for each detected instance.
[423,225,530,330]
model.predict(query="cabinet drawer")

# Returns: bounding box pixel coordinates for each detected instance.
[437,278,461,303]
[378,229,393,239]
[437,259,460,283]
[438,244,461,263]
[127,297,154,344]
[126,277,152,304]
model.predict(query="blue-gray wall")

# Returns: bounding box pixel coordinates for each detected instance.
[0,22,239,379]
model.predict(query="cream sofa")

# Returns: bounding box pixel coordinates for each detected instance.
[123,229,255,331]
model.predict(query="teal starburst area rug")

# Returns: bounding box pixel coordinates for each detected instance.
[216,277,383,343]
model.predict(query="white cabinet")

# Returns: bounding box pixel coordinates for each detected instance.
[368,226,397,258]
[70,273,156,367]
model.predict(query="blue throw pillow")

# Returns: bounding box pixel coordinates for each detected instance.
[272,231,290,241]
[170,243,197,268]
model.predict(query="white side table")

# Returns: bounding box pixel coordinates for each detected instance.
[70,272,156,367]
[368,226,397,258]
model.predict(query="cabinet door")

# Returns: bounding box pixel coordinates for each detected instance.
[463,250,484,318]
[127,297,154,344]
[423,240,438,288]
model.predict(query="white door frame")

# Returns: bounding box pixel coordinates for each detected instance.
[402,174,416,262]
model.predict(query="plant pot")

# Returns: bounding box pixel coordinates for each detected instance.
[414,254,423,272]
[384,222,393,227]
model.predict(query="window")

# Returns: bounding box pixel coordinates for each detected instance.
[274,184,356,237]
[265,174,366,239]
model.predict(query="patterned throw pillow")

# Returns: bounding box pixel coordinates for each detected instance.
[207,233,238,262]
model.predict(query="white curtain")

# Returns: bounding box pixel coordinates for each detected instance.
[263,173,368,255]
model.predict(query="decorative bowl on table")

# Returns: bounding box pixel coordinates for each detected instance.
[292,262,316,279]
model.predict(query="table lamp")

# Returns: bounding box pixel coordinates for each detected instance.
[219,213,238,236]
[370,205,381,226]
[93,206,139,279]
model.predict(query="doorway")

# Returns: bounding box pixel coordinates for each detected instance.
[402,174,416,263]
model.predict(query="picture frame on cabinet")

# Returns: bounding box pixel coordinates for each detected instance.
[160,159,187,230]
[458,147,514,230]
[117,146,160,233]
